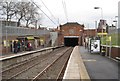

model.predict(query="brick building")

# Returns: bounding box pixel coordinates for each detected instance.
[57,22,96,46]
[97,19,108,33]
[57,22,84,46]
[83,29,96,37]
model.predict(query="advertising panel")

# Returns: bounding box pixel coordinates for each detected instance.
[90,39,100,53]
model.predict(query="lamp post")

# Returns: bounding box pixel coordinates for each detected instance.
[94,6,104,54]
[79,29,82,46]
[113,16,118,29]
[94,7,103,34]
[113,16,118,46]
[95,21,97,36]
[94,7,103,19]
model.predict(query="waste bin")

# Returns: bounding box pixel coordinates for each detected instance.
[101,48,106,56]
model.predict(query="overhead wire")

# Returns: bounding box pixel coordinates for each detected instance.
[31,0,58,26]
[40,0,59,25]
[40,0,56,20]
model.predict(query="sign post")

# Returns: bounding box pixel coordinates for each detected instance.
[106,36,111,57]
[109,36,112,58]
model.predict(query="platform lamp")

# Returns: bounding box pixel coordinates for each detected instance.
[79,29,82,46]
[95,21,97,36]
[113,16,118,46]
[94,7,103,33]
[113,16,118,29]
[94,7,104,49]
[94,7,103,19]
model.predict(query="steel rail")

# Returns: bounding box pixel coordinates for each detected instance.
[32,47,72,81]
[2,47,67,80]
[56,51,70,80]
[1,55,40,73]
[5,55,51,80]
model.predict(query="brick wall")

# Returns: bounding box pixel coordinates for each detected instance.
[102,46,120,59]
[59,22,84,45]
[111,47,120,58]
[84,29,96,37]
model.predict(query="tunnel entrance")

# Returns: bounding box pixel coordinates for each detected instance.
[64,37,78,47]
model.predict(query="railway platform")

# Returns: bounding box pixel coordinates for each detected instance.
[0,46,61,61]
[0,47,43,58]
[79,46,119,80]
[63,46,119,81]
[1,46,91,80]
[63,46,91,81]
[1,46,119,80]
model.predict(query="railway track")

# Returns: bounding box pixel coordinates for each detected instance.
[2,47,73,81]
[32,47,73,80]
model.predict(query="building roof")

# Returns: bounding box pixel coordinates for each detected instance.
[61,22,84,27]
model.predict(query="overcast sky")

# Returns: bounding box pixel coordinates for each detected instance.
[31,0,119,29]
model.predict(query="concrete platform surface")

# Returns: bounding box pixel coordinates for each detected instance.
[63,46,91,81]
[80,46,119,80]
[0,47,54,61]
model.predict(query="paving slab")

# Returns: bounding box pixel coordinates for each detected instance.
[63,46,91,81]
[79,46,119,81]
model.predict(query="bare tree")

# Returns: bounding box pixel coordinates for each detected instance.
[0,1,17,21]
[0,1,42,27]
[30,12,42,28]
[15,2,29,26]
[23,2,40,27]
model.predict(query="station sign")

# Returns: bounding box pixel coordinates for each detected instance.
[97,33,107,35]
[27,36,34,40]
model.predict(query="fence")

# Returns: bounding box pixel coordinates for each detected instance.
[101,45,120,59]
[2,26,50,36]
